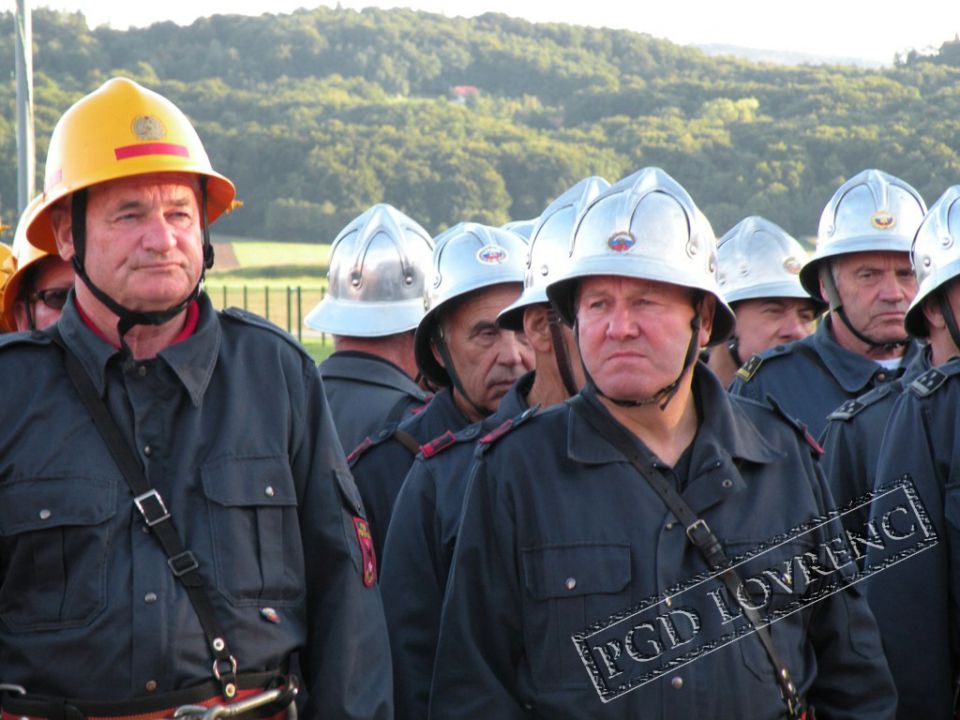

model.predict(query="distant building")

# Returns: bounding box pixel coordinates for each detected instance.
[451,85,479,103]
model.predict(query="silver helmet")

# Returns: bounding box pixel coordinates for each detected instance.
[546,166,735,345]
[414,223,528,387]
[717,216,824,309]
[304,203,433,336]
[501,218,537,241]
[498,176,610,331]
[800,169,926,303]
[905,185,960,337]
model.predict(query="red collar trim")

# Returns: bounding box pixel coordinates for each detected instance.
[75,299,200,349]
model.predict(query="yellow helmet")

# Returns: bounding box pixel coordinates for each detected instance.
[0,242,13,332]
[27,77,235,253]
[2,195,58,331]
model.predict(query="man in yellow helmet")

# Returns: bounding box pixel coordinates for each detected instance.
[0,78,391,720]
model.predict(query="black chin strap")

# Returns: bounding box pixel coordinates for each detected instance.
[727,336,744,368]
[433,330,493,420]
[546,308,580,398]
[576,301,703,412]
[70,179,214,357]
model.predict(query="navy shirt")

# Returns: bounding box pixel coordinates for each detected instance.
[0,294,392,719]
[320,350,431,453]
[866,360,960,718]
[381,372,534,720]
[431,365,896,719]
[729,317,924,439]
[348,387,470,560]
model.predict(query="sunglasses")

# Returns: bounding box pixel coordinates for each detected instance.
[28,287,71,311]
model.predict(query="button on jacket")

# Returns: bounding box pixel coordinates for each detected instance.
[0,294,391,719]
[320,350,431,453]
[431,366,896,719]
[349,387,470,559]
[381,372,533,720]
[729,317,923,439]
[865,359,960,719]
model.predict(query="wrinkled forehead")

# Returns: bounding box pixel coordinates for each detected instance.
[86,171,202,206]
[576,274,697,303]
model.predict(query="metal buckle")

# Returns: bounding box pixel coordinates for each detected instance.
[168,551,199,577]
[0,684,27,695]
[134,490,171,527]
[212,656,239,682]
[686,518,710,543]
[171,682,296,720]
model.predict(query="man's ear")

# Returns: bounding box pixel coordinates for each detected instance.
[50,199,76,263]
[922,295,945,330]
[698,293,716,346]
[521,305,553,354]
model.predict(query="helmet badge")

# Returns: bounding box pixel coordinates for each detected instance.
[477,245,507,264]
[607,231,636,253]
[783,256,802,274]
[132,115,167,141]
[871,211,897,230]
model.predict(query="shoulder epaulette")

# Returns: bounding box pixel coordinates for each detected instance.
[0,329,52,351]
[477,405,540,453]
[826,383,897,422]
[909,367,956,398]
[221,306,313,361]
[735,345,792,383]
[346,423,400,466]
[419,423,482,460]
[764,394,824,456]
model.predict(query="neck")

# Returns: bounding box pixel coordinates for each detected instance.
[76,285,187,360]
[527,353,573,408]
[600,376,698,466]
[928,331,958,366]
[706,345,739,388]
[334,333,418,380]
[828,314,906,361]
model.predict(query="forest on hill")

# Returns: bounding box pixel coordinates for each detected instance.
[0,6,958,243]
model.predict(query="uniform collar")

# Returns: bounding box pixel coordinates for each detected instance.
[812,316,924,393]
[496,371,534,420]
[58,291,220,408]
[320,351,429,400]
[567,363,782,469]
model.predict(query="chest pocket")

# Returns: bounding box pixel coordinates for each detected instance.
[521,543,631,690]
[201,456,304,607]
[0,476,117,632]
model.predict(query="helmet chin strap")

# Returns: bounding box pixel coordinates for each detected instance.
[576,299,703,412]
[726,336,744,368]
[70,179,214,358]
[546,307,580,398]
[432,329,494,420]
[819,264,909,351]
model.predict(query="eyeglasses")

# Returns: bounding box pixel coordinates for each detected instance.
[27,287,71,311]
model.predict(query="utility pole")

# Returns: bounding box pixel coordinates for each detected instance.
[15,0,35,216]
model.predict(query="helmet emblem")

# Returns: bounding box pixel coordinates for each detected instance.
[783,256,802,274]
[477,245,507,264]
[871,211,896,230]
[132,115,167,141]
[607,231,636,253]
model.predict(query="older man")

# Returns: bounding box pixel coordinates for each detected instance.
[0,78,390,720]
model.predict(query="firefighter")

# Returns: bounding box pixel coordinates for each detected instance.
[429,167,896,719]
[347,222,532,558]
[0,77,391,720]
[380,176,605,719]
[864,185,960,718]
[0,195,75,332]
[304,203,434,452]
[707,216,824,387]
[730,169,926,438]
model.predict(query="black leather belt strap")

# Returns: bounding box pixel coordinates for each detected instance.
[46,327,240,700]
[571,391,809,720]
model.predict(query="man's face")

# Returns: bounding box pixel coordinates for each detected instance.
[13,256,75,332]
[56,172,203,312]
[828,251,916,344]
[436,283,534,421]
[733,297,819,359]
[576,275,711,401]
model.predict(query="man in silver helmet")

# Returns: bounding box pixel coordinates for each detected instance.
[707,216,823,387]
[429,167,895,720]
[381,177,605,720]
[346,223,532,558]
[730,169,925,439]
[305,203,434,452]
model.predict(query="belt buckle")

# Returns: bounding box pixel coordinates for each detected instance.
[134,490,171,527]
[686,518,710,543]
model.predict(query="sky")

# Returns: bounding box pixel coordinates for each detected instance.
[4,0,958,66]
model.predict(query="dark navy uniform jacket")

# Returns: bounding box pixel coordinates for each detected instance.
[865,360,960,719]
[349,386,469,560]
[0,295,391,719]
[381,372,534,720]
[431,366,896,719]
[319,350,431,453]
[819,348,930,534]
[729,317,924,440]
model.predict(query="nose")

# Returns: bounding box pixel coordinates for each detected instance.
[498,331,534,370]
[606,305,640,341]
[140,212,179,254]
[779,313,810,342]
[877,271,909,302]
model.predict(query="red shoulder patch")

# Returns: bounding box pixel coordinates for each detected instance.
[346,436,374,465]
[420,430,457,458]
[352,516,377,587]
[479,418,514,445]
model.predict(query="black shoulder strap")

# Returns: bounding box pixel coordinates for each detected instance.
[570,393,808,720]
[47,327,241,700]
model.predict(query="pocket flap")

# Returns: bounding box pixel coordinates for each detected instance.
[522,543,631,599]
[201,456,296,507]
[334,469,365,517]
[0,477,117,535]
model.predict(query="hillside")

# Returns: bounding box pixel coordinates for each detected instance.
[0,7,958,242]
